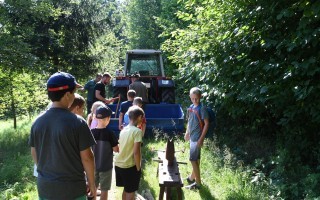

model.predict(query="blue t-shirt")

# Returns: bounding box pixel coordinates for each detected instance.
[123,112,130,127]
[119,101,133,114]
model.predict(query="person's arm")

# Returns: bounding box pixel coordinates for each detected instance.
[31,147,37,165]
[95,90,108,103]
[184,124,190,141]
[80,148,96,199]
[197,118,209,147]
[118,112,124,130]
[133,142,141,171]
[95,90,116,104]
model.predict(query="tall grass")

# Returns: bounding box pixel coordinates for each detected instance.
[0,118,38,200]
[0,120,271,200]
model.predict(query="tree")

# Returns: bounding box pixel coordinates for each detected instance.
[161,0,320,198]
[123,0,163,49]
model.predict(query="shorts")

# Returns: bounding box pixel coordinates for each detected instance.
[189,141,201,161]
[115,165,141,193]
[39,195,86,200]
[95,169,112,191]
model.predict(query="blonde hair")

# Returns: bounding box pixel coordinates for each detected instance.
[87,101,105,126]
[189,87,202,96]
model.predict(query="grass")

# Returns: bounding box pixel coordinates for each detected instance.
[0,119,271,200]
[0,118,38,200]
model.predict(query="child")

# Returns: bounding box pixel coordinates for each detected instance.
[69,93,86,117]
[87,101,105,128]
[123,97,146,136]
[91,105,119,200]
[115,105,144,200]
[118,89,136,130]
[184,87,209,190]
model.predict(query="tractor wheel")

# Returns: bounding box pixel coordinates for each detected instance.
[113,87,127,103]
[161,88,175,104]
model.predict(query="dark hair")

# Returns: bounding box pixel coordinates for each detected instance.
[128,105,144,123]
[127,90,136,98]
[48,86,75,101]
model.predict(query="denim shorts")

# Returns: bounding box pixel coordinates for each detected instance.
[189,141,201,161]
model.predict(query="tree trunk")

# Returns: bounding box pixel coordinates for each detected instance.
[9,73,17,129]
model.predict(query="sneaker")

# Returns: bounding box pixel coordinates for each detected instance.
[185,182,200,190]
[185,177,195,184]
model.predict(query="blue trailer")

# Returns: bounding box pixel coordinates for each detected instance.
[107,104,185,137]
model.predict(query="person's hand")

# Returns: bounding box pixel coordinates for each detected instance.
[119,124,123,130]
[197,137,204,147]
[87,185,97,200]
[184,132,190,141]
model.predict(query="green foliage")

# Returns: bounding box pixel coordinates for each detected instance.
[161,0,320,198]
[0,119,37,200]
[0,0,124,121]
[123,0,163,49]
[0,69,48,121]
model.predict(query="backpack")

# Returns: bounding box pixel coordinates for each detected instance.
[188,104,216,138]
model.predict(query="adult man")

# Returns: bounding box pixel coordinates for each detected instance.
[84,73,102,114]
[129,73,148,103]
[94,72,115,104]
[29,72,97,199]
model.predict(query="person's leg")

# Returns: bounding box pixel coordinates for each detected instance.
[123,166,141,200]
[124,191,135,200]
[99,170,112,200]
[87,101,93,115]
[100,191,108,200]
[191,160,201,185]
[186,141,201,189]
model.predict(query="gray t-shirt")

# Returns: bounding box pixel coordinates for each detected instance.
[129,81,149,103]
[29,107,96,199]
[187,104,209,142]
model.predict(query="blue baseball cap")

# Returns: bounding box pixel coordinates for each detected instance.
[96,105,114,119]
[47,72,83,92]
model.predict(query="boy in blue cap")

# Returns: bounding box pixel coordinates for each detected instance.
[91,105,119,200]
[29,72,97,199]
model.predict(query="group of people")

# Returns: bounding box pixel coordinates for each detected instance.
[83,72,148,116]
[28,71,210,199]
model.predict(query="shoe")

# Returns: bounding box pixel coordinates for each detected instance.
[185,182,200,190]
[185,177,195,184]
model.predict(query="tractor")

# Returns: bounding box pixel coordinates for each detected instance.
[112,49,175,104]
[107,49,184,137]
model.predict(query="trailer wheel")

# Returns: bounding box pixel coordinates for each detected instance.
[161,88,175,104]
[113,87,127,103]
